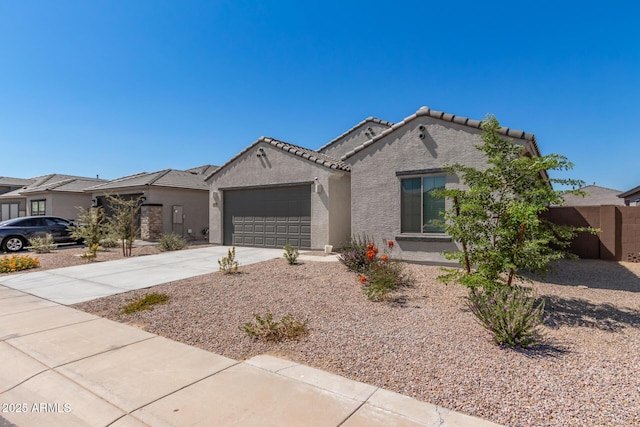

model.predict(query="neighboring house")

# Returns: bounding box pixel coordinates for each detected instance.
[88,167,215,240]
[0,177,35,220]
[618,185,640,206]
[561,185,626,206]
[206,106,543,263]
[0,174,106,221]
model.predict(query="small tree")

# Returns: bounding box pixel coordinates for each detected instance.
[435,115,592,291]
[434,115,596,348]
[69,206,107,250]
[104,195,144,257]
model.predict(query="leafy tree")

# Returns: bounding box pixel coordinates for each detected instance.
[435,115,593,291]
[104,195,144,257]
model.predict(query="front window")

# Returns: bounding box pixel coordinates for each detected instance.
[401,176,445,233]
[31,200,46,216]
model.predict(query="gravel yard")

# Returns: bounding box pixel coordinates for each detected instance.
[66,252,640,427]
[4,246,638,426]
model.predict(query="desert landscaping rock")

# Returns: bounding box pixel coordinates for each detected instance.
[72,257,640,427]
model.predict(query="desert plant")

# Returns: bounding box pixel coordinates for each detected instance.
[121,292,170,314]
[338,234,376,273]
[218,246,239,274]
[467,285,545,348]
[99,237,119,248]
[157,233,188,252]
[80,243,99,262]
[104,194,144,257]
[361,259,407,301]
[0,254,40,273]
[283,243,299,265]
[69,206,107,251]
[28,234,57,253]
[242,312,309,342]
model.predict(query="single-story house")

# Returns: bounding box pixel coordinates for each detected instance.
[87,166,215,240]
[206,106,542,263]
[618,185,640,206]
[0,176,35,220]
[0,174,106,221]
[561,185,626,206]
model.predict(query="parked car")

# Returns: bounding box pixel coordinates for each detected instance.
[0,216,80,252]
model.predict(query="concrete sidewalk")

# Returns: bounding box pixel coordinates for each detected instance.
[0,246,283,305]
[0,287,501,427]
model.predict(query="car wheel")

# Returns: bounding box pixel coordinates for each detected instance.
[2,236,26,252]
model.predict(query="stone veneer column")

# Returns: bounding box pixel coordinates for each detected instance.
[140,204,163,241]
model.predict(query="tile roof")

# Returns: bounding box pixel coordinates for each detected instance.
[618,185,640,199]
[561,185,626,206]
[316,117,394,153]
[0,176,34,186]
[341,106,541,160]
[88,169,209,191]
[206,136,351,181]
[20,177,107,194]
[184,164,219,176]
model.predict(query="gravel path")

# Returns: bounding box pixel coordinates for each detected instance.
[68,255,640,427]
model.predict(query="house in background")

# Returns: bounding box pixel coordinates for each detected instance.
[618,185,640,206]
[206,106,543,263]
[88,166,215,241]
[0,174,106,221]
[561,185,625,206]
[0,176,35,220]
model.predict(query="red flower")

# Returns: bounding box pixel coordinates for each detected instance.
[366,250,375,260]
[387,240,394,248]
[373,247,379,254]
[380,254,388,262]
[358,275,367,284]
[366,243,374,250]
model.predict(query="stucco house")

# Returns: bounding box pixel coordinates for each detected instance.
[618,185,640,206]
[87,167,215,241]
[206,106,542,263]
[0,174,106,221]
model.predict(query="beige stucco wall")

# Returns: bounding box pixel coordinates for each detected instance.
[47,193,95,220]
[346,116,498,263]
[208,141,351,249]
[319,122,390,159]
[145,187,209,239]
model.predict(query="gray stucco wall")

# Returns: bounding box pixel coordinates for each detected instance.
[208,142,351,249]
[346,116,495,263]
[319,122,390,160]
[328,172,351,249]
[48,193,94,220]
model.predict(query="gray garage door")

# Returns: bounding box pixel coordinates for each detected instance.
[223,185,311,249]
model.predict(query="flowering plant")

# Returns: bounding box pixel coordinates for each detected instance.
[0,254,40,273]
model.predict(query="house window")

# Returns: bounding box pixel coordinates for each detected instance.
[401,176,445,233]
[30,200,46,216]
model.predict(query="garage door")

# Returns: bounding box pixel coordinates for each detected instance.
[223,185,311,249]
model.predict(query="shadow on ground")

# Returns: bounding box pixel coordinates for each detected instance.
[528,259,640,292]
[543,295,640,332]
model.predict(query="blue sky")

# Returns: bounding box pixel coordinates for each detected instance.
[1,1,638,191]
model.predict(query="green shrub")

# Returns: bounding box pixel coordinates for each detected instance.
[467,285,545,348]
[218,247,239,274]
[0,254,41,273]
[157,233,188,252]
[361,260,407,301]
[242,312,309,342]
[28,234,57,253]
[122,292,170,314]
[99,237,119,248]
[283,243,299,265]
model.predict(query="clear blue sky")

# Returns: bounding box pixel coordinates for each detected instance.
[1,1,638,191]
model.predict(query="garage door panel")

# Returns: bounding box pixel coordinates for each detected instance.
[224,185,311,249]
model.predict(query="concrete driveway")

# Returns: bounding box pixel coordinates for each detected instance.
[0,246,283,305]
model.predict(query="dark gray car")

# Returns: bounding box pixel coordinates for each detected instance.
[0,216,79,252]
